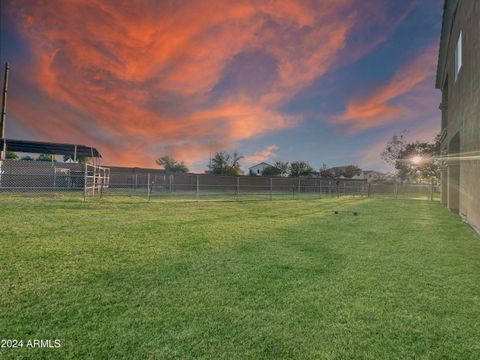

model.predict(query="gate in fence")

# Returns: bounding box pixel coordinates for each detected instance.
[84,163,110,200]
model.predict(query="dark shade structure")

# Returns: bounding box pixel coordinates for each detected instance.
[0,138,101,158]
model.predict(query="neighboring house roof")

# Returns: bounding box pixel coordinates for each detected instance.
[248,162,272,169]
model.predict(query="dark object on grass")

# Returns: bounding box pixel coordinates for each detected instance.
[333,210,358,216]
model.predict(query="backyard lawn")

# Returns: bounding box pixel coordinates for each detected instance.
[1,196,479,359]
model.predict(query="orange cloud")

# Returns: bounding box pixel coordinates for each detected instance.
[332,42,439,132]
[6,0,405,167]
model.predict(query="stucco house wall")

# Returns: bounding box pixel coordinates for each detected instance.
[437,0,480,232]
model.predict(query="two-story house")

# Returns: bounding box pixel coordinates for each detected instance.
[436,0,479,232]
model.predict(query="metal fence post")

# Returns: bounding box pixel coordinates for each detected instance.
[147,173,151,201]
[100,168,103,197]
[298,177,301,195]
[269,177,272,201]
[236,176,240,200]
[430,179,433,201]
[196,175,199,201]
[83,162,87,201]
[367,182,371,198]
[394,177,398,199]
[92,164,97,196]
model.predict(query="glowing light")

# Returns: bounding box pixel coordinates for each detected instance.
[411,155,423,165]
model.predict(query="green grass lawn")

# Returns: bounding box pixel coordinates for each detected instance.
[1,197,479,359]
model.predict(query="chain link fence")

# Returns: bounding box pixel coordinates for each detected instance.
[0,159,85,197]
[0,159,439,201]
[107,172,370,200]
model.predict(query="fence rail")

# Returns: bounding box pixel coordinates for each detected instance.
[0,160,440,201]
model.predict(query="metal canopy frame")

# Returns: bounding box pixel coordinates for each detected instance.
[0,138,102,158]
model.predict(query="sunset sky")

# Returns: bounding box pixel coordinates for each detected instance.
[1,0,442,172]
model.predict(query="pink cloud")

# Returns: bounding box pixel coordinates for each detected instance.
[332,42,439,132]
[243,145,279,165]
[6,0,414,167]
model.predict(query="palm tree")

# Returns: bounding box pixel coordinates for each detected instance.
[273,161,289,176]
[289,161,314,177]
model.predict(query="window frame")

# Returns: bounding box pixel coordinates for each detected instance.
[455,31,462,81]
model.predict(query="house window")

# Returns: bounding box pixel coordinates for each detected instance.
[455,31,462,80]
[257,169,260,174]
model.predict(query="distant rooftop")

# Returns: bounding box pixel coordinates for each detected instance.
[248,162,272,169]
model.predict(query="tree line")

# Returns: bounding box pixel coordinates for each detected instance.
[5,152,91,162]
[156,152,243,175]
[8,150,362,178]
[156,153,363,178]
[156,130,441,182]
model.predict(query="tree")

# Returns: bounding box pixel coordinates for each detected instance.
[156,156,189,173]
[261,161,289,177]
[37,154,54,162]
[20,155,34,161]
[273,161,290,176]
[319,164,361,178]
[381,130,407,167]
[289,161,314,177]
[208,151,243,175]
[319,164,335,179]
[382,132,440,182]
[63,154,91,163]
[342,165,362,178]
[332,167,344,178]
[261,165,281,176]
[399,141,440,181]
[6,151,18,159]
